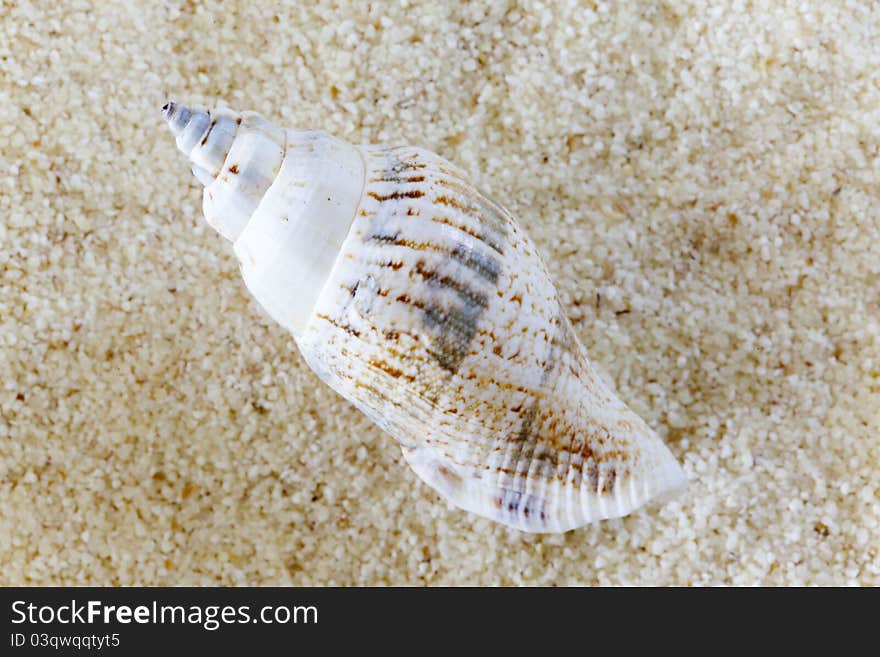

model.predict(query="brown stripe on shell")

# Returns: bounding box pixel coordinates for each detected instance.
[368,357,416,383]
[433,193,472,213]
[369,174,426,183]
[367,189,425,202]
[315,313,361,338]
[427,214,504,255]
[199,119,216,146]
[601,466,618,494]
[365,229,446,255]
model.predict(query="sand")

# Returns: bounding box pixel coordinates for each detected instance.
[1,0,878,585]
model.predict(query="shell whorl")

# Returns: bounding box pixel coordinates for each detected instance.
[295,145,687,532]
[163,103,239,189]
[164,103,687,533]
[163,103,364,335]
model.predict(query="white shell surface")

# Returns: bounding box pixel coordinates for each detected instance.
[234,130,364,337]
[203,111,286,242]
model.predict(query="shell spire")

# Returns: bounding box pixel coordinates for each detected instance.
[163,102,236,187]
[163,102,687,533]
[163,101,285,242]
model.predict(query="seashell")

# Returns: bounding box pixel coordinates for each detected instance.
[162,102,687,532]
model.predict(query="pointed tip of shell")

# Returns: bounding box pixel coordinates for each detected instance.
[161,101,235,186]
[162,101,192,140]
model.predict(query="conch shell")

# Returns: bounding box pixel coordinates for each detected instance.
[162,102,686,532]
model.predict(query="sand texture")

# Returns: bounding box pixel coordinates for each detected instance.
[1,1,878,585]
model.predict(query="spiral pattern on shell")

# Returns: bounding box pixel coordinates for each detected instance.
[163,102,687,532]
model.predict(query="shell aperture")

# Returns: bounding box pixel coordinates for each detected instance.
[163,102,687,532]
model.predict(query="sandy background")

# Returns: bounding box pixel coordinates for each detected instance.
[2,1,878,585]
